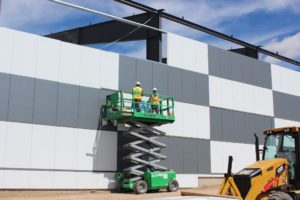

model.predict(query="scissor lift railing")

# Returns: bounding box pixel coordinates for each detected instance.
[104,91,175,182]
[105,91,175,124]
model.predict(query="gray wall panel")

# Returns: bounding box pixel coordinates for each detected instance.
[8,75,35,123]
[208,46,272,89]
[119,56,209,106]
[252,60,271,89]
[273,91,300,121]
[119,55,137,92]
[168,67,183,102]
[0,73,10,120]
[78,87,100,130]
[210,108,223,141]
[183,138,198,173]
[182,70,197,104]
[136,59,153,93]
[153,62,168,95]
[33,79,58,125]
[222,109,234,141]
[242,57,255,85]
[182,70,209,105]
[197,139,211,174]
[210,107,273,144]
[159,137,211,174]
[57,83,79,127]
[232,111,244,142]
[208,46,231,78]
[195,73,209,106]
[160,136,184,173]
[231,53,244,83]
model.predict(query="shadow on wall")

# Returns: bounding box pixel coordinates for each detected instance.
[87,88,118,189]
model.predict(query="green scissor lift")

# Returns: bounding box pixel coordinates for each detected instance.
[104,91,179,194]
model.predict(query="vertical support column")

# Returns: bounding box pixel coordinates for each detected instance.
[146,10,162,62]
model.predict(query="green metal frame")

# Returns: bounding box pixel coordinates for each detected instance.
[104,90,175,124]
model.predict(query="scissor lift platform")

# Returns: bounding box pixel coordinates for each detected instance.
[104,91,175,124]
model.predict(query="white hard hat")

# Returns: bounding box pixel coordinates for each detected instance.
[153,87,157,92]
[136,81,141,86]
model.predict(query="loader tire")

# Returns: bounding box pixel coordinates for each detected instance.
[268,191,293,200]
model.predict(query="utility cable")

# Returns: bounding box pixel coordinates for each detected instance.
[101,15,155,49]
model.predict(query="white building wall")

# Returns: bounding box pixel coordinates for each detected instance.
[271,64,300,97]
[210,141,256,173]
[167,33,209,74]
[209,76,274,117]
[160,102,210,139]
[1,28,300,189]
[0,121,117,189]
[0,27,119,89]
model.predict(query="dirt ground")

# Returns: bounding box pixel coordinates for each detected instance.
[0,186,219,200]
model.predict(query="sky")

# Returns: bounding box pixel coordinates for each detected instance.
[0,0,299,71]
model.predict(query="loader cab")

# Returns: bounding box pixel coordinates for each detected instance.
[262,127,300,189]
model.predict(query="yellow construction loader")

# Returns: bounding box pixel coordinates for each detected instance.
[218,127,300,200]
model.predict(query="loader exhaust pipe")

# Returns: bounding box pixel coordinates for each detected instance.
[225,156,233,178]
[254,133,260,161]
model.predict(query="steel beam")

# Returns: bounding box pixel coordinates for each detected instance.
[47,13,153,45]
[47,0,163,62]
[115,0,300,67]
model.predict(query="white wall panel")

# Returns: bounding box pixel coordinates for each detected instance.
[0,121,117,172]
[92,131,118,171]
[76,130,118,171]
[58,42,81,85]
[209,76,274,116]
[271,64,300,97]
[100,50,119,90]
[36,37,60,82]
[176,174,199,188]
[183,103,210,139]
[83,173,114,189]
[0,28,121,91]
[210,141,256,173]
[53,171,115,189]
[79,47,101,88]
[30,125,56,169]
[54,127,78,169]
[0,169,3,188]
[274,118,300,128]
[0,122,7,167]
[167,33,182,69]
[1,170,115,189]
[4,123,32,168]
[160,101,183,137]
[167,33,208,74]
[94,173,116,189]
[29,171,54,189]
[161,102,210,139]
[53,171,78,189]
[77,129,96,170]
[2,170,30,189]
[181,37,197,72]
[0,27,14,74]
[195,42,209,74]
[11,30,38,77]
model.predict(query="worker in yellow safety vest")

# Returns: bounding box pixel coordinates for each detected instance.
[132,81,143,112]
[149,88,160,114]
